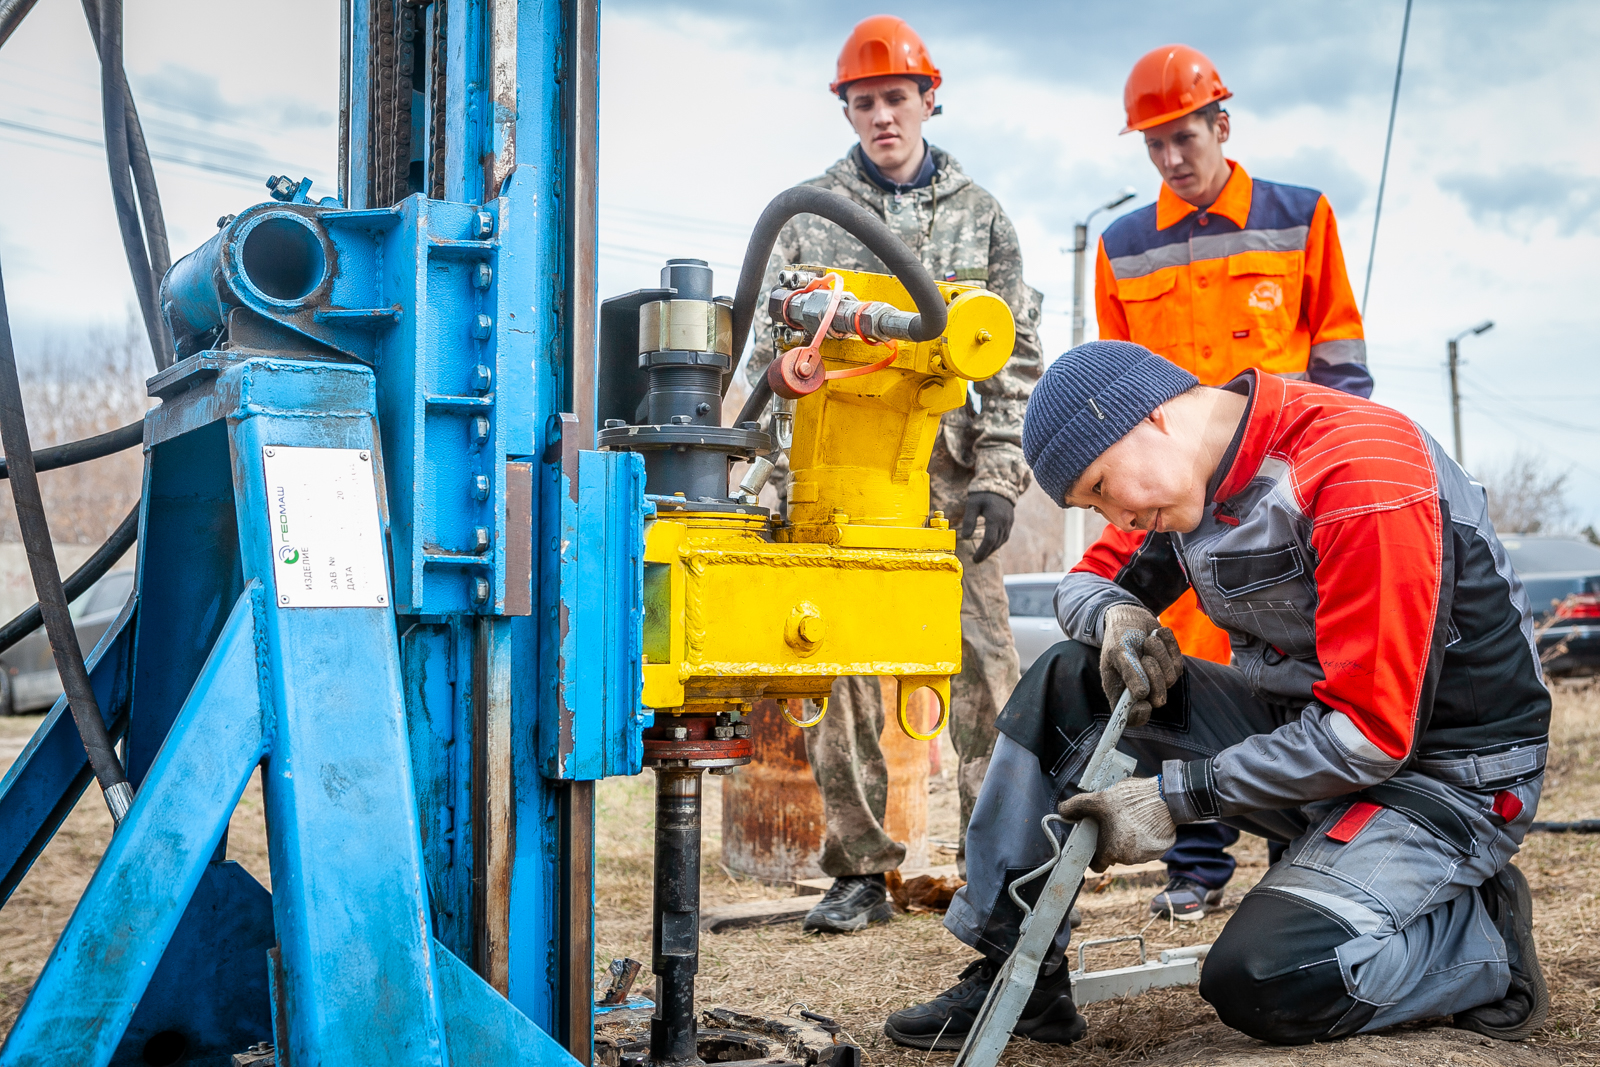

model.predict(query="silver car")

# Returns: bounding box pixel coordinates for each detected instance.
[0,569,135,714]
[1005,571,1067,672]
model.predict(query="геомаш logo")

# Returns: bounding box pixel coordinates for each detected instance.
[279,546,300,565]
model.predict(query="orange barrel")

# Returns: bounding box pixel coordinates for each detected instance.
[720,687,933,882]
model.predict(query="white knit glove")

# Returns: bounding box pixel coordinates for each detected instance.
[1100,603,1183,728]
[1057,776,1177,873]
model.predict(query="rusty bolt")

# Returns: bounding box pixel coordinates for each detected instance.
[733,724,751,738]
[713,726,734,740]
[668,725,689,741]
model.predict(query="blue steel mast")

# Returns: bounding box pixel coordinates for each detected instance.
[0,0,639,1063]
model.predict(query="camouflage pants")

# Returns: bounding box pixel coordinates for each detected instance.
[802,439,1021,878]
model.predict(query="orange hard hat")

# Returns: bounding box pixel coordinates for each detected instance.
[1121,44,1231,134]
[831,15,941,97]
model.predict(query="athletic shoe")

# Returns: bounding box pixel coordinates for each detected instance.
[801,874,894,934]
[883,957,1087,1050]
[1149,876,1223,921]
[1455,864,1549,1041]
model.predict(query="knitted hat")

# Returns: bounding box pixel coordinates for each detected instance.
[1023,340,1199,507]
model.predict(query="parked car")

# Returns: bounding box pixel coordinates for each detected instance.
[1005,571,1067,672]
[0,569,135,714]
[1501,536,1600,677]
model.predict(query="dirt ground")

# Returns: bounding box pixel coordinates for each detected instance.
[3,680,1598,1064]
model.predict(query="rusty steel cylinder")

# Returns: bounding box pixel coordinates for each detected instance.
[720,684,932,883]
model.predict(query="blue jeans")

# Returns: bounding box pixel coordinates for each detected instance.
[1163,822,1239,889]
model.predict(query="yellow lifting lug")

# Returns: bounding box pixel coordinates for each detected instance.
[895,675,951,742]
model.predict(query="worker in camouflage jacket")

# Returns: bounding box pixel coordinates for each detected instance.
[745,16,1043,935]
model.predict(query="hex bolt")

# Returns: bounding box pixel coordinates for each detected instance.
[474,263,494,290]
[713,726,734,740]
[603,419,626,429]
[472,474,490,501]
[669,414,691,425]
[733,724,751,738]
[470,416,490,446]
[472,578,490,604]
[668,726,688,741]
[473,210,495,238]
[472,364,492,392]
[473,314,493,340]
[472,526,491,553]
[695,402,711,416]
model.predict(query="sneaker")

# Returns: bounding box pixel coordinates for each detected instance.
[1454,864,1549,1041]
[1149,876,1223,922]
[801,874,894,934]
[883,958,1087,1050]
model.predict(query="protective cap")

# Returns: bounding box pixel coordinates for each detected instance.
[1122,44,1231,134]
[831,16,942,97]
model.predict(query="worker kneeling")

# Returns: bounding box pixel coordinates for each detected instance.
[885,340,1550,1050]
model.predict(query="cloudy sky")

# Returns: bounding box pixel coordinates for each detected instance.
[2,0,1597,524]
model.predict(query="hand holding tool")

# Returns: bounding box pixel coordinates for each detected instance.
[1099,603,1182,727]
[1057,776,1176,872]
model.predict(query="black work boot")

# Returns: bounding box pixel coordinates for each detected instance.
[1455,863,1549,1041]
[801,873,894,934]
[883,958,1087,1050]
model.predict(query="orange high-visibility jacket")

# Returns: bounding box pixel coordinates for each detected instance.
[1095,161,1369,395]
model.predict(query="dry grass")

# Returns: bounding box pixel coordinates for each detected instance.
[3,684,1599,1063]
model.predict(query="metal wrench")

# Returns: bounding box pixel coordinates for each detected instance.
[952,689,1138,1067]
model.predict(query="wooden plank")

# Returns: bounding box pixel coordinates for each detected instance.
[1087,860,1168,890]
[793,863,962,897]
[700,896,814,934]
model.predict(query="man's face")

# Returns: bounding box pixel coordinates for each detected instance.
[1063,408,1208,534]
[843,76,935,174]
[1142,109,1231,205]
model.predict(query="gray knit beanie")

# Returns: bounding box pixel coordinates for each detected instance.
[1022,340,1199,507]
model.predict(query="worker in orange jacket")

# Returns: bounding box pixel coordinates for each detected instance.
[1094,44,1371,922]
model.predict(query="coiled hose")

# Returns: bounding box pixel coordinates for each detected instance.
[0,259,133,823]
[731,187,948,429]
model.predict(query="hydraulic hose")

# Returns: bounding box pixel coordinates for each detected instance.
[0,504,137,658]
[83,0,172,370]
[731,186,949,429]
[0,257,132,824]
[0,0,39,50]
[0,418,144,480]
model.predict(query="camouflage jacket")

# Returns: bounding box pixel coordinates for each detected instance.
[746,144,1043,503]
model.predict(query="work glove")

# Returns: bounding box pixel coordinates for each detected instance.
[961,491,1014,564]
[1057,776,1177,873]
[1100,603,1183,728]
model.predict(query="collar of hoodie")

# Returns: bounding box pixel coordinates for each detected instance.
[854,142,937,196]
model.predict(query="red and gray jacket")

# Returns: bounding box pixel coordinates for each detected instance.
[1056,371,1551,821]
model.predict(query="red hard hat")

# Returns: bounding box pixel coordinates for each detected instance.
[1122,44,1231,134]
[831,15,942,97]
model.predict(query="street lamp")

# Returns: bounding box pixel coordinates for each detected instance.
[1070,187,1137,348]
[1447,320,1494,466]
[1061,188,1136,569]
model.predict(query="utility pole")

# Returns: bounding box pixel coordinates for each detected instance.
[1071,187,1137,348]
[1063,188,1136,568]
[1447,320,1494,466]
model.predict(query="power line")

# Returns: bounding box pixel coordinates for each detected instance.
[0,117,325,184]
[1361,0,1413,317]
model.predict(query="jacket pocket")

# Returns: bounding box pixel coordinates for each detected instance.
[1211,543,1305,598]
[1203,543,1317,657]
[1115,268,1183,358]
[1227,251,1303,373]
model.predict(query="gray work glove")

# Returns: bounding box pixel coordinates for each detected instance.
[1057,776,1177,873]
[960,491,1014,564]
[1100,603,1183,728]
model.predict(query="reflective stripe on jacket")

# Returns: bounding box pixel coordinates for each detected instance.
[1055,372,1549,819]
[1095,162,1369,395]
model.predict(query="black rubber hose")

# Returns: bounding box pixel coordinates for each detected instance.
[0,0,40,51]
[730,186,949,429]
[1529,820,1600,834]
[0,256,132,823]
[0,504,137,658]
[0,418,143,480]
[88,0,165,372]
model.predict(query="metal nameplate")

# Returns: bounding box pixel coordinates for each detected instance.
[262,446,389,608]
